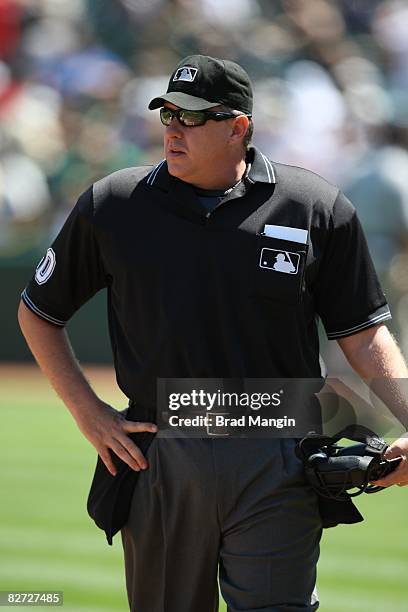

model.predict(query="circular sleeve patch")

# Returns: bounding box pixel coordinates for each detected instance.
[35,248,56,285]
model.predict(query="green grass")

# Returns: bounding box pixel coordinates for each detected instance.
[1,367,407,611]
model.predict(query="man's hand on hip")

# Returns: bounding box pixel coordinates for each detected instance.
[75,401,157,476]
[17,302,158,477]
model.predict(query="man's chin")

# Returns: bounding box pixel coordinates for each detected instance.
[166,158,190,181]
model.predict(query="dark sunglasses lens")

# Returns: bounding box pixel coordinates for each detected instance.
[159,107,207,127]
[179,110,206,126]
[160,108,173,125]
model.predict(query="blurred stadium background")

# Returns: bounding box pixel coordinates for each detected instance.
[0,0,407,610]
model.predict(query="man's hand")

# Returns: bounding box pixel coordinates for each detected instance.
[370,435,408,487]
[17,301,158,477]
[76,401,157,476]
[339,325,408,488]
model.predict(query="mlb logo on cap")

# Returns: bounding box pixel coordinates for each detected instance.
[173,67,198,82]
[148,54,253,114]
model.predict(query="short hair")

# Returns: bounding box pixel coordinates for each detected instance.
[217,105,253,150]
[243,117,253,150]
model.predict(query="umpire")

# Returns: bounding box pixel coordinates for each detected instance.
[18,55,408,611]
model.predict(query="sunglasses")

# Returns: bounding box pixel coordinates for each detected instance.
[160,107,248,127]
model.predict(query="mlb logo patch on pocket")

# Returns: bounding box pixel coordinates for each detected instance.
[259,248,300,275]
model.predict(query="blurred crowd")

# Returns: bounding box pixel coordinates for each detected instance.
[1,0,408,352]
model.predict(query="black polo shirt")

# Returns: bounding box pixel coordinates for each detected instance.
[22,146,391,408]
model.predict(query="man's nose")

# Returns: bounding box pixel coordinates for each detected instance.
[166,115,183,135]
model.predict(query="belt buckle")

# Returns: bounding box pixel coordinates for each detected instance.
[206,411,231,437]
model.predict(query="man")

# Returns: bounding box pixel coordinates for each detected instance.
[18,55,408,611]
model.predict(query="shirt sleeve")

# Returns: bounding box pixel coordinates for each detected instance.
[314,191,392,340]
[21,186,107,326]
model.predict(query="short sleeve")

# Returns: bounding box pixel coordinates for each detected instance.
[315,191,392,340]
[21,187,107,326]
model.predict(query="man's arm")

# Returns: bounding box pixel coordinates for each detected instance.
[17,300,157,476]
[338,323,408,486]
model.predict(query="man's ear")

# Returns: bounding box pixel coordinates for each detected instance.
[230,115,249,143]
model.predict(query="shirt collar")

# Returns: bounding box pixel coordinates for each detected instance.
[146,146,276,192]
[245,146,276,184]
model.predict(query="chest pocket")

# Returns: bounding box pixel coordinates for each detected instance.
[250,234,309,304]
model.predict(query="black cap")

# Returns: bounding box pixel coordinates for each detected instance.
[148,54,253,114]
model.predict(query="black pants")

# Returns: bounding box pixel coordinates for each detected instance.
[121,437,322,612]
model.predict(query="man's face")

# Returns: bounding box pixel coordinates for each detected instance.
[163,102,236,189]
